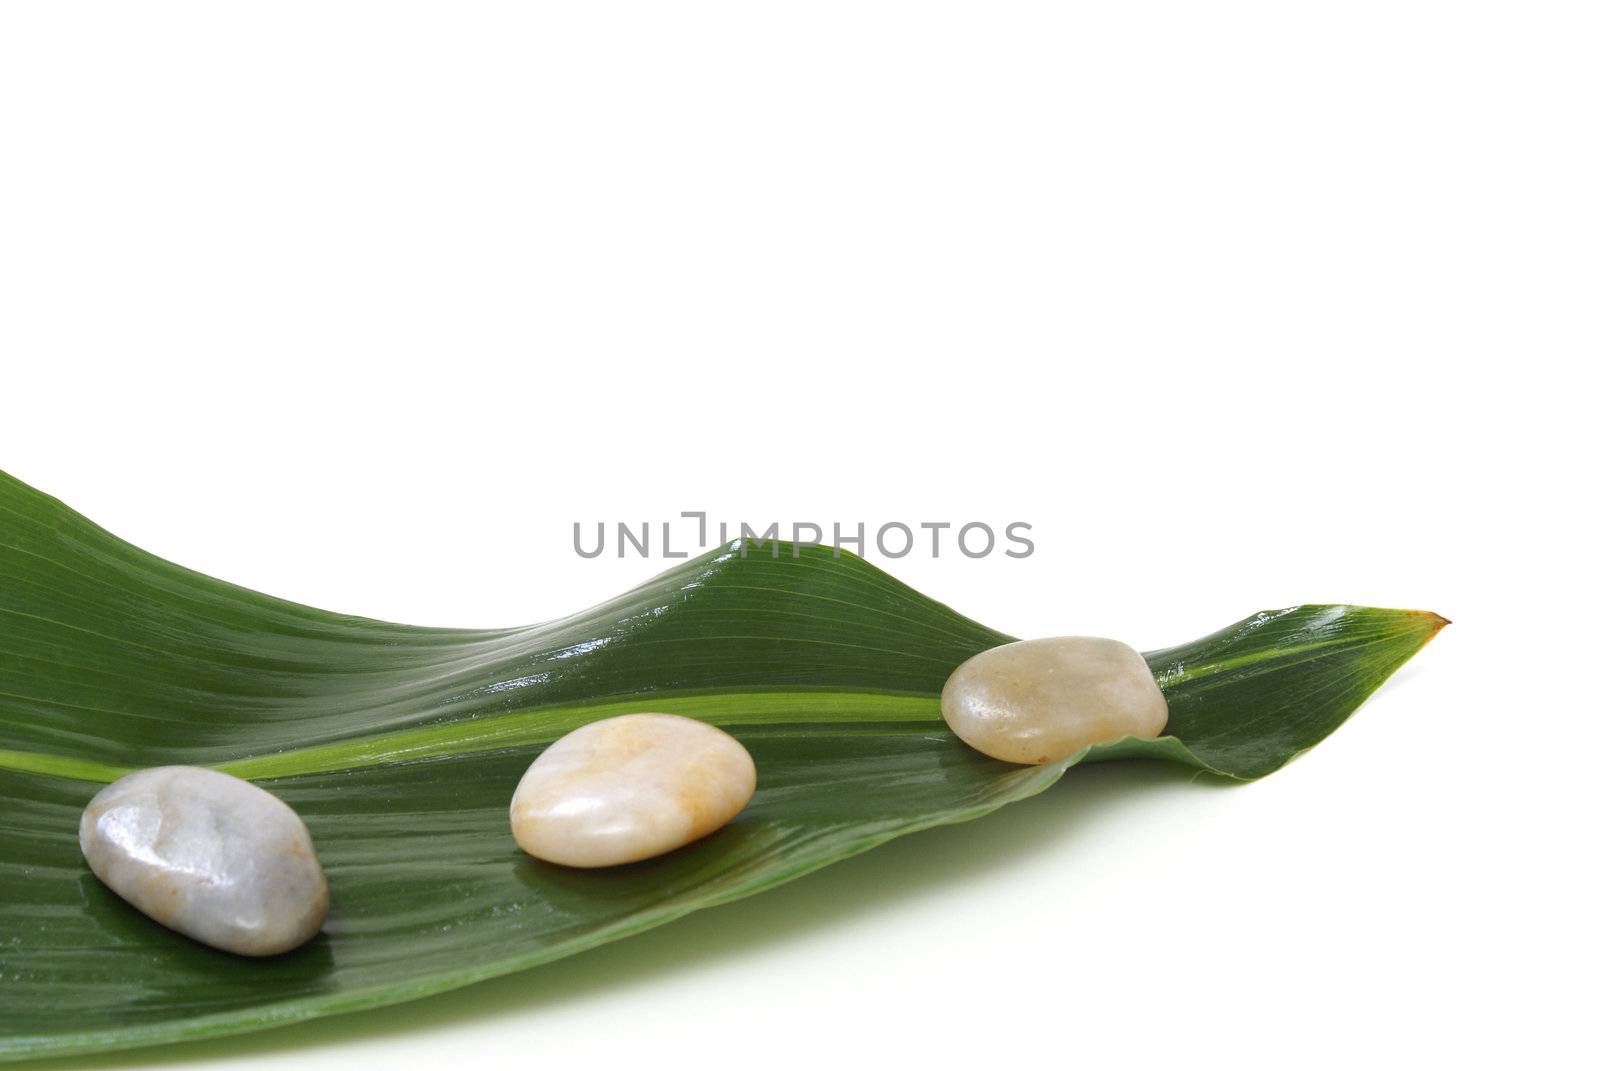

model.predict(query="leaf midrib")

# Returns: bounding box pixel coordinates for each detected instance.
[0,626,1401,786]
[0,690,946,784]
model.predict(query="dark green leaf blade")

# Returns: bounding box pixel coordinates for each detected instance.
[0,470,1445,1059]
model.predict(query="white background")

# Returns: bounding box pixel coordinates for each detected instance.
[2,3,1595,1069]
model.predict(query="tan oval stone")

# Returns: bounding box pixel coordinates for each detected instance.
[941,637,1169,764]
[79,766,329,955]
[510,713,756,868]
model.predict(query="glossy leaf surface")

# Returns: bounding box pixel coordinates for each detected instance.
[0,471,1445,1059]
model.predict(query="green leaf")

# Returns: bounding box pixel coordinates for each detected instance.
[0,470,1445,1060]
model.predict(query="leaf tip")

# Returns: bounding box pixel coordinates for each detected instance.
[1415,609,1452,634]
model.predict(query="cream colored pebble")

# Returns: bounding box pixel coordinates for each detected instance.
[941,637,1169,765]
[79,766,329,956]
[510,713,756,868]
